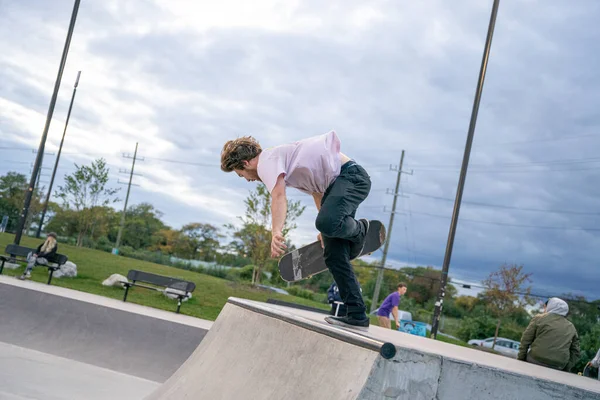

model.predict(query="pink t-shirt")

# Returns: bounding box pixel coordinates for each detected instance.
[257,130,342,194]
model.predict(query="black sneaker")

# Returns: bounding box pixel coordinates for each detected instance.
[325,315,370,332]
[349,219,369,260]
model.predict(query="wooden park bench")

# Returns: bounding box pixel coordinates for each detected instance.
[0,244,69,285]
[122,270,196,314]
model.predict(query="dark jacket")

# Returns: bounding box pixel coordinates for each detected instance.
[35,242,57,259]
[518,298,580,371]
[327,283,342,304]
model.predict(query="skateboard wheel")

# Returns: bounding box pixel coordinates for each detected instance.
[380,342,396,359]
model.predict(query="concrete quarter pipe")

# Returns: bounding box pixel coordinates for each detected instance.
[146,297,600,400]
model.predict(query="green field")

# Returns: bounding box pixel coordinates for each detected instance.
[0,233,330,320]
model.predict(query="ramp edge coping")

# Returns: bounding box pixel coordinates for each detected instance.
[226,297,396,359]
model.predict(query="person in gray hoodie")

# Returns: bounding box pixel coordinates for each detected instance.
[518,297,580,371]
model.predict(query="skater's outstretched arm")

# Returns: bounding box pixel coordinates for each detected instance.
[270,174,288,257]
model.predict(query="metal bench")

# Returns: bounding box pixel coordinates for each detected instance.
[0,244,68,285]
[123,269,196,313]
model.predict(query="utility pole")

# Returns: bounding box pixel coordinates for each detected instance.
[430,0,500,339]
[37,71,82,238]
[113,143,143,254]
[370,150,412,313]
[13,0,81,245]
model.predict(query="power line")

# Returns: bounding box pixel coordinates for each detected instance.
[0,160,31,165]
[5,145,600,175]
[407,156,600,170]
[406,210,600,231]
[405,191,600,216]
[411,165,600,174]
[141,156,218,167]
[0,147,35,152]
[493,133,599,146]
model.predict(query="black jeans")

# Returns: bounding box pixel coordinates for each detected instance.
[315,161,371,318]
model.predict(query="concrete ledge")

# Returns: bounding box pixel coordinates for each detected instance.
[145,297,600,400]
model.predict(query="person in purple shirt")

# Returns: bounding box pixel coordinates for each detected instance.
[376,283,408,329]
[220,131,372,331]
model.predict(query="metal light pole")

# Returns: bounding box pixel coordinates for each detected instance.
[430,0,501,338]
[14,0,81,244]
[36,71,82,238]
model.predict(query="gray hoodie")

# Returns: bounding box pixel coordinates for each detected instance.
[545,297,569,317]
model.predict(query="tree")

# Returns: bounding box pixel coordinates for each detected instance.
[56,159,120,246]
[149,228,183,255]
[177,223,223,261]
[45,204,79,238]
[563,295,600,372]
[454,295,480,314]
[107,203,167,250]
[482,264,533,350]
[0,171,45,233]
[0,172,28,232]
[457,315,498,342]
[578,323,600,373]
[228,184,305,285]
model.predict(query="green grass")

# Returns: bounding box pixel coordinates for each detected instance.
[0,233,330,320]
[0,233,472,349]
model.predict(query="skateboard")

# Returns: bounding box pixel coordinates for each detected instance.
[278,220,386,282]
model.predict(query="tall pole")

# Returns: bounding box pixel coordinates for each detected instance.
[430,0,500,339]
[114,143,139,253]
[36,71,81,238]
[13,0,81,245]
[370,150,405,313]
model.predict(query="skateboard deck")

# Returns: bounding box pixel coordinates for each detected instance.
[278,220,386,282]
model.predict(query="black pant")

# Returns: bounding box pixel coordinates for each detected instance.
[315,161,371,318]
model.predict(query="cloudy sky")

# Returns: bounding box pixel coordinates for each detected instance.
[1,0,598,300]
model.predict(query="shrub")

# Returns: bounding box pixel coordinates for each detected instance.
[457,315,497,342]
[287,286,316,301]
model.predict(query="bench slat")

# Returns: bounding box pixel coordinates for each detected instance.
[5,244,32,258]
[127,270,195,292]
[4,244,68,265]
[123,270,195,314]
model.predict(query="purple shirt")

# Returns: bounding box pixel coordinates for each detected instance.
[377,292,400,317]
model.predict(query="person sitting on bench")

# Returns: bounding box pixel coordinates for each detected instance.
[19,232,58,280]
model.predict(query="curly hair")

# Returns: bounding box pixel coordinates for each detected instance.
[220,136,262,172]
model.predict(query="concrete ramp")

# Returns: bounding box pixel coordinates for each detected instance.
[0,276,211,400]
[0,278,209,382]
[146,297,600,400]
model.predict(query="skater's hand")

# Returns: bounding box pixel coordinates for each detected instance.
[317,233,324,248]
[271,232,287,258]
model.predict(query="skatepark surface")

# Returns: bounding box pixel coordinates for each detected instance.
[2,275,599,399]
[0,275,211,399]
